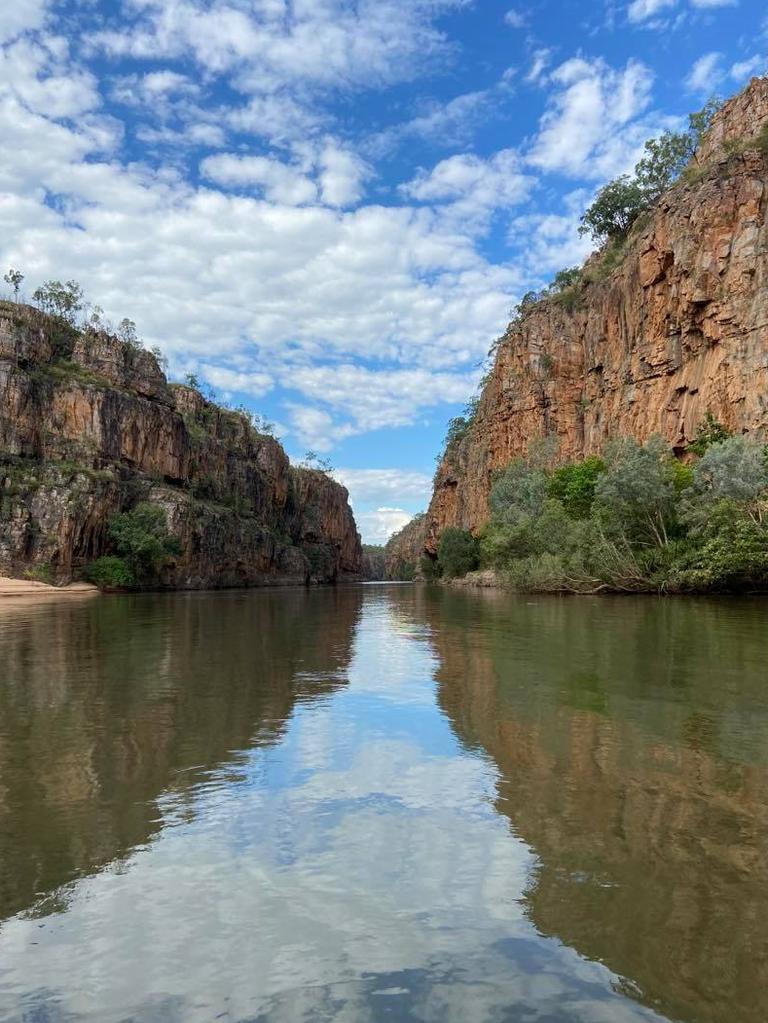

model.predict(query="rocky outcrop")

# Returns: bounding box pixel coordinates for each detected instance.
[425,77,768,551]
[0,304,362,587]
[384,514,427,579]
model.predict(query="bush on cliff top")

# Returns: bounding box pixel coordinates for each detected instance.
[579,97,721,243]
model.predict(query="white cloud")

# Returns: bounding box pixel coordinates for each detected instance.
[317,141,371,207]
[628,0,736,23]
[198,365,274,398]
[285,405,356,452]
[528,58,656,178]
[504,9,527,28]
[627,0,676,23]
[333,469,433,509]
[525,48,552,84]
[685,51,724,92]
[508,192,594,277]
[200,153,318,204]
[88,0,465,94]
[370,88,495,154]
[730,55,765,81]
[0,0,49,45]
[402,149,534,235]
[0,36,100,119]
[286,363,478,436]
[355,506,415,544]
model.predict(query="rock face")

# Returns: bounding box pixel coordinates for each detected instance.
[426,77,768,551]
[0,304,362,587]
[384,514,428,579]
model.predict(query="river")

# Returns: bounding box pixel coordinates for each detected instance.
[0,585,766,1022]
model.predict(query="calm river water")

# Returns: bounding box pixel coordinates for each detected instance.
[0,585,766,1023]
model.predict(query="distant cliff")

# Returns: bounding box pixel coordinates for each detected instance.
[426,77,768,552]
[0,303,361,587]
[384,514,428,579]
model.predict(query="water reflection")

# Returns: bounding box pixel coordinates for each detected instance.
[0,588,361,922]
[425,589,768,1023]
[0,587,766,1023]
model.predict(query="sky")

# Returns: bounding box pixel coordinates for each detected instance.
[0,0,765,543]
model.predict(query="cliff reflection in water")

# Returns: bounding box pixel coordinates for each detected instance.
[0,588,361,922]
[427,589,768,1023]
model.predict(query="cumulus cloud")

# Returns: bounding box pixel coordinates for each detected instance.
[508,192,594,276]
[316,141,372,207]
[527,57,656,178]
[0,0,49,45]
[627,0,676,23]
[333,469,433,508]
[198,365,274,398]
[200,153,318,204]
[87,0,465,93]
[402,149,534,234]
[284,363,479,444]
[370,88,497,155]
[628,0,735,22]
[355,507,416,544]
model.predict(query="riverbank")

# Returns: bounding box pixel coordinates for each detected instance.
[0,577,98,599]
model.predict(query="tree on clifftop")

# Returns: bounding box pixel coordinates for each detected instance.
[3,268,23,300]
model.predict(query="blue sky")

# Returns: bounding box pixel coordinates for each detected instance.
[0,0,765,542]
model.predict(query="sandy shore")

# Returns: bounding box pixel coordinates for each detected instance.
[0,576,98,599]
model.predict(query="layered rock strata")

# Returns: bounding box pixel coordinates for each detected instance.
[0,304,361,587]
[426,77,768,551]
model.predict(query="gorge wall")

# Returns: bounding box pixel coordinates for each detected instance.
[0,304,362,587]
[426,77,768,552]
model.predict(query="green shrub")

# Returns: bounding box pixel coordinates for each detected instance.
[548,456,605,518]
[108,503,181,583]
[23,563,54,585]
[688,411,731,456]
[437,527,480,579]
[83,556,135,589]
[420,554,442,581]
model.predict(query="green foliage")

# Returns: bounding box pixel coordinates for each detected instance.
[548,456,605,518]
[117,318,141,349]
[32,279,84,324]
[594,436,679,548]
[3,268,23,299]
[83,556,135,589]
[476,430,768,594]
[580,97,721,244]
[23,563,54,585]
[756,120,768,155]
[673,501,768,590]
[688,411,731,456]
[437,527,479,579]
[635,130,696,201]
[551,267,583,291]
[107,503,181,583]
[420,554,442,581]
[489,459,549,527]
[688,436,768,516]
[579,175,647,242]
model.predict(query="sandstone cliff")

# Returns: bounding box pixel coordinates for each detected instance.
[426,77,768,551]
[384,514,428,579]
[0,304,362,587]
